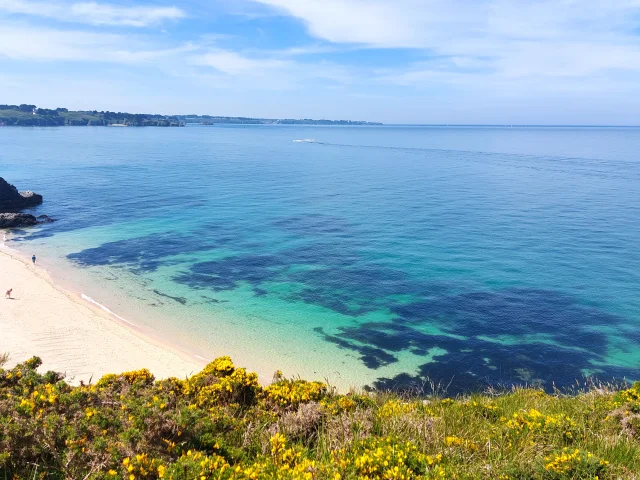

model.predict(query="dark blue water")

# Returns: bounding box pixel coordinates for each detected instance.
[2,125,640,392]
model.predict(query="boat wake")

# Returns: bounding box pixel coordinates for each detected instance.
[293,138,318,143]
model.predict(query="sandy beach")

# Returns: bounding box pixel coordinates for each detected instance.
[0,242,204,383]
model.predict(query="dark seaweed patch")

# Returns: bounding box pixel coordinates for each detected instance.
[153,289,187,305]
[173,254,284,291]
[334,321,464,354]
[67,232,221,273]
[314,288,638,393]
[286,264,417,317]
[389,288,614,350]
[199,295,225,304]
[369,341,639,396]
[175,243,417,317]
[10,230,56,242]
[314,327,398,369]
[64,212,639,394]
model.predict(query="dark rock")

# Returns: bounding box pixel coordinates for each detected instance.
[19,190,43,206]
[0,178,43,211]
[37,215,56,223]
[0,213,38,228]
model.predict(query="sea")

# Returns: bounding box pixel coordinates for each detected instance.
[2,125,640,393]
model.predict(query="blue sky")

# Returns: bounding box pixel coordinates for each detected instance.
[1,0,640,124]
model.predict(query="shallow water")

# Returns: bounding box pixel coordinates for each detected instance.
[2,125,640,392]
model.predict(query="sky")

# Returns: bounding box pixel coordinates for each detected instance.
[1,0,640,124]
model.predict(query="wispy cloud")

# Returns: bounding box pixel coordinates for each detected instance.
[2,0,640,122]
[0,24,197,62]
[0,20,350,90]
[249,0,640,85]
[190,50,288,75]
[187,48,356,91]
[0,0,185,27]
[247,0,482,49]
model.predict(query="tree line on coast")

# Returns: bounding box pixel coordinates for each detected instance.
[0,104,382,127]
[0,104,183,127]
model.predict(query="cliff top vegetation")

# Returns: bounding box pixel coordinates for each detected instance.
[1,354,639,479]
[0,104,381,127]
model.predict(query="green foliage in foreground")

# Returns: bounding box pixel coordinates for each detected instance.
[1,356,640,479]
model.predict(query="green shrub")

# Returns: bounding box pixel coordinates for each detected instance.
[1,356,639,479]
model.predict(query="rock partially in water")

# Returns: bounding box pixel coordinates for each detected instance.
[37,214,56,224]
[0,213,38,228]
[0,177,43,211]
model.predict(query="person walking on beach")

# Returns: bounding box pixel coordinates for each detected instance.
[5,288,12,299]
[32,254,36,264]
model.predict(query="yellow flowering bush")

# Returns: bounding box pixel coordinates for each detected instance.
[444,435,479,452]
[263,379,327,409]
[120,454,164,479]
[120,368,155,385]
[201,356,237,378]
[1,356,637,479]
[320,394,374,415]
[377,399,417,419]
[196,367,261,407]
[332,436,444,479]
[613,382,640,412]
[504,409,578,441]
[159,450,233,479]
[184,356,262,408]
[96,373,118,388]
[543,448,608,478]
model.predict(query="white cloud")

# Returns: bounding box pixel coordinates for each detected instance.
[190,50,288,75]
[3,0,640,122]
[250,0,640,47]
[248,0,484,48]
[249,0,640,85]
[0,24,197,62]
[0,0,185,27]
[188,49,355,90]
[0,20,350,90]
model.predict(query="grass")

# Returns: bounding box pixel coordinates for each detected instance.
[1,355,639,479]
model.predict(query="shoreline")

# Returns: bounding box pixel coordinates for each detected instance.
[0,239,210,383]
[1,226,425,393]
[1,231,388,392]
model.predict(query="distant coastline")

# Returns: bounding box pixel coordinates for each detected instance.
[0,103,382,127]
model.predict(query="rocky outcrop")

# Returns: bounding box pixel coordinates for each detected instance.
[37,214,55,223]
[0,177,43,211]
[0,178,51,229]
[0,213,38,228]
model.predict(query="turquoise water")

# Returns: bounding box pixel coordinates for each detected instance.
[2,125,640,392]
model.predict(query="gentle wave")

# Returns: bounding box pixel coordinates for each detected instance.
[81,294,138,327]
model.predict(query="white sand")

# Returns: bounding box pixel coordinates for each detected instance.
[0,244,204,383]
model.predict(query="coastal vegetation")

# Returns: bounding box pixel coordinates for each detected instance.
[0,105,381,127]
[1,354,639,479]
[0,105,183,127]
[181,115,382,125]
